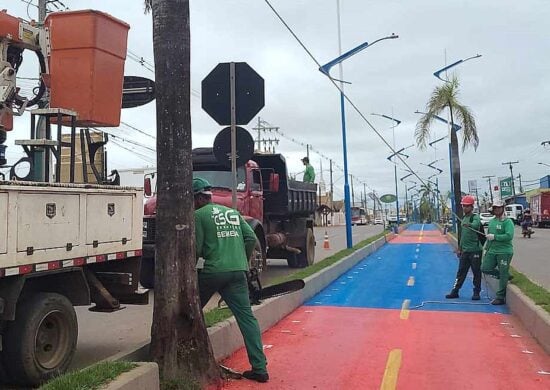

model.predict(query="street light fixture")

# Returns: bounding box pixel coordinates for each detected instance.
[538,162,550,168]
[372,113,404,227]
[433,54,482,82]
[320,21,399,247]
[318,32,398,248]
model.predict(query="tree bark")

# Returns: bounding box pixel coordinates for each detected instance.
[449,103,463,240]
[149,0,221,387]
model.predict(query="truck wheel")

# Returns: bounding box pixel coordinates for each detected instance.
[140,256,155,289]
[287,228,315,268]
[2,293,77,386]
[249,238,266,275]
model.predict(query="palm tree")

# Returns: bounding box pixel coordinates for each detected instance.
[416,75,478,236]
[146,0,221,387]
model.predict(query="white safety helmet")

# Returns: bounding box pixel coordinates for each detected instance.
[491,199,505,208]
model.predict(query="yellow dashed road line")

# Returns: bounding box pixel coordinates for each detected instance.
[400,299,411,319]
[380,349,402,389]
[407,276,415,286]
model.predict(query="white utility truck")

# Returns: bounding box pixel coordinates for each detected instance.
[0,182,146,386]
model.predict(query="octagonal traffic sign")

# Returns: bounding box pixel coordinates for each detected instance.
[201,62,265,126]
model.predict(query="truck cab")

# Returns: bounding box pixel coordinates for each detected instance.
[141,148,317,288]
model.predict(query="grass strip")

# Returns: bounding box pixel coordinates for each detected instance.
[203,231,387,327]
[509,267,550,314]
[40,361,137,390]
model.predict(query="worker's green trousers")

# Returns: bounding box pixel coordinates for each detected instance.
[481,253,513,299]
[198,271,267,374]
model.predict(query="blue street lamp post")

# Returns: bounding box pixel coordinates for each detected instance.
[319,34,398,248]
[371,113,406,229]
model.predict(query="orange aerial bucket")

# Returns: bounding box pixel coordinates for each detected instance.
[46,10,130,127]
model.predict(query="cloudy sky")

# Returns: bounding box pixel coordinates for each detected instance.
[4,0,550,203]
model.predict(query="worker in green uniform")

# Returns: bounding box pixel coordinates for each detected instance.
[301,156,315,183]
[193,177,269,382]
[445,195,483,300]
[481,199,515,305]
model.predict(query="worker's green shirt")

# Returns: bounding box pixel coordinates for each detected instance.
[485,217,514,254]
[303,164,315,183]
[460,213,482,252]
[195,203,257,273]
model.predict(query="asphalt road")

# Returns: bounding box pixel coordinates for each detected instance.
[70,224,383,370]
[511,225,550,290]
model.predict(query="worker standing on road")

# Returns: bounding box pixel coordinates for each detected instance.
[445,195,483,300]
[302,157,315,183]
[481,199,515,305]
[193,177,269,383]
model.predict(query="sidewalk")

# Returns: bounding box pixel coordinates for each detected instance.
[221,224,550,389]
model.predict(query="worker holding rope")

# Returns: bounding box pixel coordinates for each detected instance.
[445,195,483,301]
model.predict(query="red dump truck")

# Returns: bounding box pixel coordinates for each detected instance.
[528,189,550,228]
[140,148,317,288]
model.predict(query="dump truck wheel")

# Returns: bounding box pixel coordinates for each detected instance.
[2,292,77,386]
[249,238,266,275]
[288,228,315,268]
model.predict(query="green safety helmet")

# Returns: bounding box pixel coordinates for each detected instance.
[193,177,212,195]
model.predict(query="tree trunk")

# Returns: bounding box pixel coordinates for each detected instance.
[449,103,463,240]
[149,0,221,387]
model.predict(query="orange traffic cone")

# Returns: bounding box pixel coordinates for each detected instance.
[323,231,331,250]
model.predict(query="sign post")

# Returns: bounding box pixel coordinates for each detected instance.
[202,62,265,208]
[499,177,513,199]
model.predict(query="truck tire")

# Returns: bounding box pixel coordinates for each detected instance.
[2,292,77,386]
[140,256,155,289]
[287,228,315,268]
[249,238,267,275]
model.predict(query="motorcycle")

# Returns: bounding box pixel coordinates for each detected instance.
[521,220,534,238]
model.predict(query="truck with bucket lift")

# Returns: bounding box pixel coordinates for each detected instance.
[0,8,149,387]
[140,147,318,288]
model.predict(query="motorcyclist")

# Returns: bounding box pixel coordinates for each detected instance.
[521,209,533,234]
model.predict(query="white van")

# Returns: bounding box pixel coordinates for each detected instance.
[505,203,524,224]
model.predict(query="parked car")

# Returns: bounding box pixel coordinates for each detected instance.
[479,212,494,226]
[374,218,383,225]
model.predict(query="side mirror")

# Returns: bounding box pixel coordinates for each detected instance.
[269,173,280,192]
[144,177,152,197]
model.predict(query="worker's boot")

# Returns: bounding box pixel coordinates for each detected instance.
[491,298,506,305]
[472,290,480,301]
[243,370,269,383]
[445,289,459,299]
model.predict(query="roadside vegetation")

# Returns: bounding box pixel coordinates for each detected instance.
[39,361,137,390]
[510,267,550,314]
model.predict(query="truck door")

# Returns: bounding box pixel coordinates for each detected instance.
[249,169,263,221]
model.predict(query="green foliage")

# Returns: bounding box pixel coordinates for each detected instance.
[39,361,137,390]
[510,267,550,314]
[415,75,478,152]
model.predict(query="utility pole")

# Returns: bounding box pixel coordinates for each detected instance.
[363,183,367,213]
[329,159,333,219]
[502,161,519,199]
[350,174,355,207]
[306,144,309,159]
[482,175,495,205]
[517,173,523,194]
[35,0,48,181]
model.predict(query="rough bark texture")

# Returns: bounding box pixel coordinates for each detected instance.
[449,104,463,240]
[149,0,221,387]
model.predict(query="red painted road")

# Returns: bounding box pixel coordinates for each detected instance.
[221,226,550,389]
[222,307,550,389]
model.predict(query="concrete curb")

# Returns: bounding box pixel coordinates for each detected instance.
[437,223,550,355]
[101,362,159,390]
[113,234,390,363]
